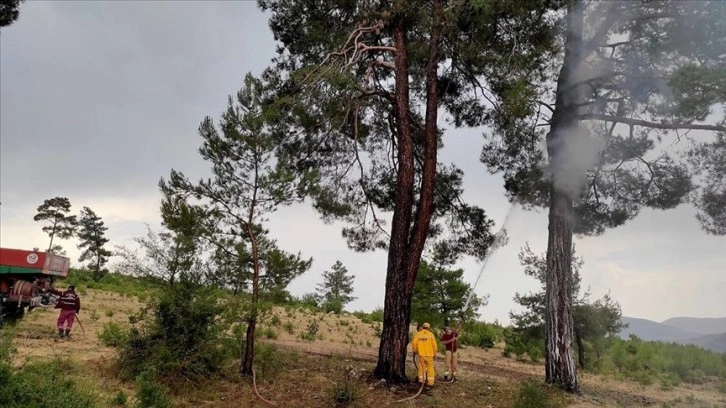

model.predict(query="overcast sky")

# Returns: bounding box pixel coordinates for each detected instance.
[1,1,724,324]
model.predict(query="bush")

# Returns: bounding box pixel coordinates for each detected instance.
[116,280,228,384]
[111,390,127,406]
[369,307,383,322]
[283,322,295,334]
[134,370,172,408]
[327,367,360,407]
[254,343,286,378]
[98,321,130,348]
[513,379,562,408]
[0,331,99,408]
[503,329,544,362]
[262,327,278,339]
[372,323,382,338]
[300,320,319,341]
[352,310,373,324]
[323,298,343,314]
[458,321,505,349]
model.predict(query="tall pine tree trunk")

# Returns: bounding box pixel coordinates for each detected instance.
[544,0,583,394]
[374,1,441,383]
[374,19,416,384]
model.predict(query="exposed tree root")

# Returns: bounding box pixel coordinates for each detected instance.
[252,369,276,406]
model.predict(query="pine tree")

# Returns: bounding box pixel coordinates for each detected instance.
[480,0,726,392]
[33,197,77,252]
[77,206,112,281]
[411,260,485,330]
[316,260,356,312]
[162,73,312,376]
[0,0,23,27]
[259,0,559,383]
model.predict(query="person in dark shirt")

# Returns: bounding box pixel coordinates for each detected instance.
[48,285,81,338]
[440,321,462,381]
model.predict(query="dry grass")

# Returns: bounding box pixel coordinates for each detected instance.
[8,289,726,408]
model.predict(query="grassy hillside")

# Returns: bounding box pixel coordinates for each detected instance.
[1,284,725,407]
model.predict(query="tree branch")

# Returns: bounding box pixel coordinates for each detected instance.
[579,113,726,132]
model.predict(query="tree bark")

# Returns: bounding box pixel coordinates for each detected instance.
[544,0,583,394]
[374,1,442,383]
[242,153,262,376]
[374,18,416,384]
[241,223,260,376]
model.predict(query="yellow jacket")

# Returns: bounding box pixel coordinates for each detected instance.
[411,328,437,357]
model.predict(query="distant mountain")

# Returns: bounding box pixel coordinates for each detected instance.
[660,317,726,336]
[678,333,726,353]
[618,316,726,354]
[619,316,699,342]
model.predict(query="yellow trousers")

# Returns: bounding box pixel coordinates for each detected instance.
[417,355,435,385]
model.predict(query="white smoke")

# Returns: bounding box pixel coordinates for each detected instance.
[550,125,607,201]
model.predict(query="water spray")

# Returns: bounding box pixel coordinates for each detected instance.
[462,201,519,312]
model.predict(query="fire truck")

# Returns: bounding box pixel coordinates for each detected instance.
[0,247,71,325]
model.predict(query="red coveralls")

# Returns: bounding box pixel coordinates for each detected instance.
[50,287,81,336]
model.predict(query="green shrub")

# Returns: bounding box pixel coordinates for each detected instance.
[116,280,227,384]
[353,310,373,324]
[98,321,130,348]
[269,315,281,326]
[503,329,544,362]
[263,327,278,339]
[369,307,383,322]
[105,310,115,318]
[513,379,562,408]
[134,370,171,408]
[283,322,295,334]
[323,298,343,314]
[111,390,127,406]
[372,323,382,338]
[254,343,285,378]
[0,331,99,408]
[300,320,319,341]
[458,321,504,349]
[328,379,358,407]
[326,366,361,407]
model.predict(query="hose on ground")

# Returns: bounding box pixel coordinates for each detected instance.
[252,369,276,406]
[395,374,426,403]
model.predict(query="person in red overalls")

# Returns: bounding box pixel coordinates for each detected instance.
[49,285,81,338]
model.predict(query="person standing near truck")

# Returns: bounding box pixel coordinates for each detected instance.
[48,285,81,338]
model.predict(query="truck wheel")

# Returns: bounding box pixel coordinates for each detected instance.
[1,303,24,325]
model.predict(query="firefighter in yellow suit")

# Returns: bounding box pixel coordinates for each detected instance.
[411,322,437,387]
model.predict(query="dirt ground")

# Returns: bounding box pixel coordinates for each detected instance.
[7,289,726,407]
